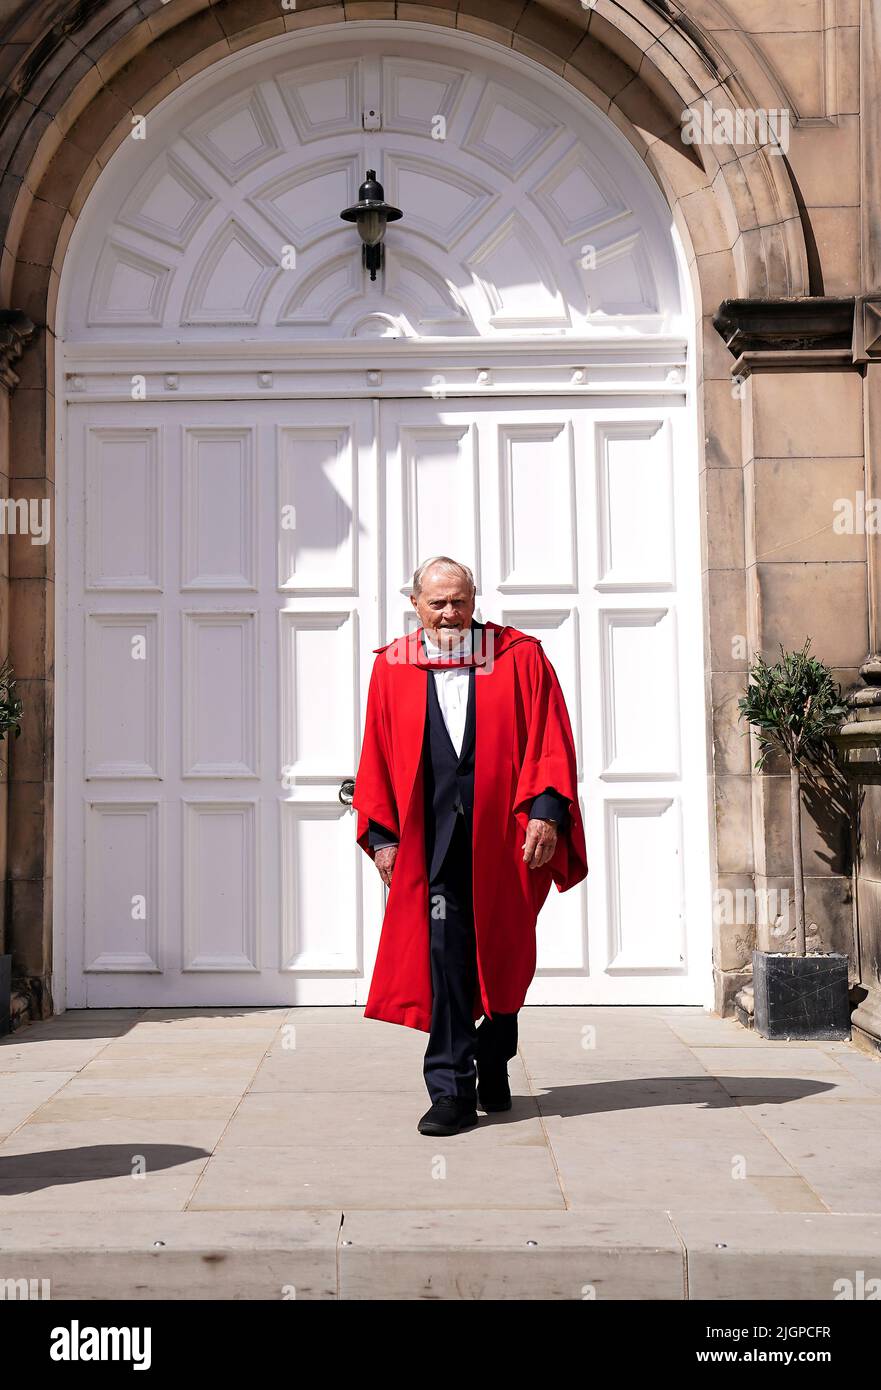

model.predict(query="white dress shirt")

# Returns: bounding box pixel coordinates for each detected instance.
[421,625,472,757]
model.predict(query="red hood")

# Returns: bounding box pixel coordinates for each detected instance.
[373,619,538,667]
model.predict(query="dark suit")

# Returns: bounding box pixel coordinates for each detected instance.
[367,621,568,1103]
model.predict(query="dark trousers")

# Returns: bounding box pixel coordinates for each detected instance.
[423,813,519,1103]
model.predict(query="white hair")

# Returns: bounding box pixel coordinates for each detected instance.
[411,556,476,598]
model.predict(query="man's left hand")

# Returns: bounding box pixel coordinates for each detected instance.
[523,818,558,869]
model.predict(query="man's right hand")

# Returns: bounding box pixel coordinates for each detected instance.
[374,844,398,887]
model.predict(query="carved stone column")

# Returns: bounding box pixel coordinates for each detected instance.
[0,313,34,391]
[712,296,862,1030]
[833,1,881,1052]
[833,670,881,1056]
[0,310,35,1033]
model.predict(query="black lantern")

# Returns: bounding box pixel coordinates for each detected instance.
[340,169,403,281]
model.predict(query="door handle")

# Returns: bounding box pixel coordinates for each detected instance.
[338,777,355,806]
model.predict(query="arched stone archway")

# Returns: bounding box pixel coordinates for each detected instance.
[0,0,813,314]
[50,21,716,1011]
[0,0,825,1022]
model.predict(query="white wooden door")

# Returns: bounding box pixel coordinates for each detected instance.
[62,393,711,1007]
[62,397,382,1007]
[379,396,712,1005]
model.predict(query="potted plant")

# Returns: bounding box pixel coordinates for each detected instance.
[737,638,851,1040]
[0,656,22,1034]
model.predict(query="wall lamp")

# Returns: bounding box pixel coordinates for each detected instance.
[340,169,403,282]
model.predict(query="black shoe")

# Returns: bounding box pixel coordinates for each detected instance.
[417,1096,479,1135]
[476,1064,512,1112]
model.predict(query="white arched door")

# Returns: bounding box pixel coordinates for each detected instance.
[55,23,713,1009]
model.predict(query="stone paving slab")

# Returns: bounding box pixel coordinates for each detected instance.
[0,1041,118,1072]
[216,1088,543,1148]
[0,1172,202,1211]
[1,1005,881,1298]
[713,1073,873,1101]
[673,1213,881,1299]
[336,1209,685,1300]
[825,1051,881,1094]
[0,1212,339,1299]
[691,1046,847,1076]
[187,1143,568,1211]
[247,1054,434,1093]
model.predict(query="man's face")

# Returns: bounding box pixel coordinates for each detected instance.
[410,567,475,647]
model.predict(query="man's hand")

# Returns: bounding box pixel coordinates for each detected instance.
[522,818,558,869]
[374,844,398,887]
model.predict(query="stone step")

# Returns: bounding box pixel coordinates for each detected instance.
[2,1210,881,1300]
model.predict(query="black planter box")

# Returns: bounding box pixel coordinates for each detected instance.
[752,949,850,1040]
[0,953,10,1036]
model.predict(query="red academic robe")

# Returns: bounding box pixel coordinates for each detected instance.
[353,620,588,1032]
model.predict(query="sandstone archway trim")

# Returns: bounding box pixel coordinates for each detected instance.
[0,0,810,331]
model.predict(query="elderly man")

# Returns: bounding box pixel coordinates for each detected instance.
[353,557,587,1136]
